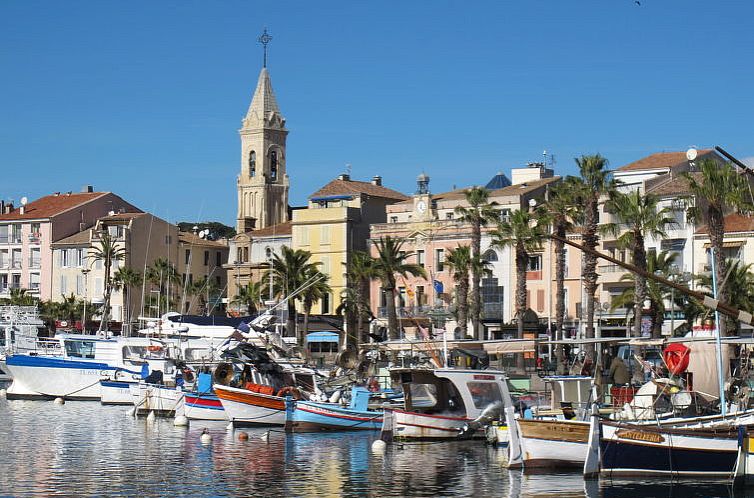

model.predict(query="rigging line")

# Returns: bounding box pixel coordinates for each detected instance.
[140,213,156,321]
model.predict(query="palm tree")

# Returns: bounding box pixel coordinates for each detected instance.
[265,246,320,345]
[231,281,265,315]
[301,268,332,342]
[445,245,472,337]
[189,276,221,315]
[684,158,754,336]
[611,251,678,338]
[343,251,376,344]
[454,187,499,340]
[2,288,36,306]
[371,236,427,341]
[694,259,754,335]
[113,267,142,334]
[604,190,674,337]
[490,209,547,370]
[89,232,126,332]
[145,258,181,314]
[538,178,581,374]
[574,154,618,361]
[58,293,83,325]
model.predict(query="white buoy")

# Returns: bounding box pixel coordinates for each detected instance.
[174,415,189,427]
[54,397,65,405]
[260,430,270,442]
[146,411,156,423]
[226,422,234,431]
[371,439,387,453]
[200,428,212,445]
[0,388,7,397]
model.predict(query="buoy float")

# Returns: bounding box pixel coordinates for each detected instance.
[0,388,7,397]
[226,422,234,431]
[174,415,189,427]
[260,430,270,442]
[238,431,249,441]
[371,439,387,453]
[54,397,65,405]
[146,411,156,423]
[200,428,212,445]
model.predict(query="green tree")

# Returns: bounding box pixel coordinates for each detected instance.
[265,246,320,345]
[491,209,547,369]
[1,288,36,306]
[188,276,222,315]
[684,158,754,335]
[58,293,84,325]
[231,281,266,315]
[89,232,126,332]
[177,221,236,240]
[454,187,499,340]
[574,154,618,361]
[343,251,376,344]
[694,259,754,335]
[445,245,472,337]
[113,267,142,334]
[301,268,332,342]
[145,258,181,315]
[604,190,674,337]
[371,236,427,341]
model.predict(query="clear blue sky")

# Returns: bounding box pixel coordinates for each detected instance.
[1,1,753,227]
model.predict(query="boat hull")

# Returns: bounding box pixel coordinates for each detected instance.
[516,419,590,468]
[130,383,183,416]
[600,421,739,478]
[286,400,383,432]
[5,355,120,400]
[385,408,472,440]
[100,379,136,405]
[215,385,286,426]
[177,392,226,421]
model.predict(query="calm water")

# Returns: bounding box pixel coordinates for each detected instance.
[0,393,750,497]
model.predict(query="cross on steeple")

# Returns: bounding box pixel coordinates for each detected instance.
[258,28,273,68]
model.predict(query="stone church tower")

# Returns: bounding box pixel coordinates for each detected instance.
[236,67,289,233]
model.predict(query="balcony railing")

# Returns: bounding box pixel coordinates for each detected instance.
[598,264,625,273]
[28,283,40,292]
[0,236,22,244]
[11,260,22,269]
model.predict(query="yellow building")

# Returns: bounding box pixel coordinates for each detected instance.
[292,174,407,315]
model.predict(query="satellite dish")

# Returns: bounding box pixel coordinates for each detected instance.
[528,198,537,208]
[686,148,698,161]
[20,197,28,206]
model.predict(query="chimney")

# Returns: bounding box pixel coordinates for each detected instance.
[82,185,94,193]
[338,173,350,181]
[4,202,13,214]
[371,175,382,186]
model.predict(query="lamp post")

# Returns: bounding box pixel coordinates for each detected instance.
[81,268,90,333]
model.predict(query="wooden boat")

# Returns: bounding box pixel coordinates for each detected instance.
[214,383,287,426]
[174,373,226,421]
[285,387,383,432]
[381,368,514,440]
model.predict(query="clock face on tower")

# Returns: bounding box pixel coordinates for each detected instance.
[417,200,427,213]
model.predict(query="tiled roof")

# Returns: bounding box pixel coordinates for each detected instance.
[0,192,108,221]
[645,172,701,196]
[617,150,713,172]
[695,213,754,235]
[395,176,559,205]
[249,221,292,238]
[178,231,228,247]
[51,229,92,246]
[310,179,408,201]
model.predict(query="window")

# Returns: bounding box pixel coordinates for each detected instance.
[270,150,278,181]
[11,224,21,243]
[466,382,503,409]
[482,249,498,263]
[320,226,330,244]
[76,249,84,267]
[446,212,453,220]
[204,250,209,266]
[527,255,542,272]
[416,285,425,306]
[76,274,84,295]
[95,278,103,296]
[165,235,172,245]
[60,275,67,294]
[435,249,445,272]
[11,249,22,269]
[536,289,545,312]
[300,228,309,245]
[30,248,41,268]
[379,287,387,307]
[408,383,439,409]
[0,249,7,268]
[0,225,7,243]
[215,275,222,286]
[60,250,68,268]
[65,340,96,359]
[390,216,398,223]
[417,250,425,268]
[320,256,330,275]
[500,209,512,223]
[11,274,21,289]
[216,252,222,266]
[185,249,191,265]
[398,287,407,307]
[320,292,330,314]
[29,273,40,290]
[249,150,256,177]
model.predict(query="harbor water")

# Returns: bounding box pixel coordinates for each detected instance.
[0,394,749,497]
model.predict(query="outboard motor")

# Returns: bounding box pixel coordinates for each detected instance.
[459,401,504,435]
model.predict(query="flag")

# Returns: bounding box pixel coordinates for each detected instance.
[433,280,444,294]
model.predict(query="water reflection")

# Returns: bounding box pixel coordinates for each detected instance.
[0,398,748,497]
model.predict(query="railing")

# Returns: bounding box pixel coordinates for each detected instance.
[28,234,41,244]
[11,260,22,269]
[29,283,40,291]
[598,264,625,273]
[0,236,22,244]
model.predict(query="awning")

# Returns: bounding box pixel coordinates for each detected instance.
[483,340,535,354]
[306,331,340,343]
[703,241,744,248]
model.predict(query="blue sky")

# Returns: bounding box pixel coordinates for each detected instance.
[1,1,753,227]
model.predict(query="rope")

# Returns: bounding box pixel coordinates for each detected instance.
[37,378,104,399]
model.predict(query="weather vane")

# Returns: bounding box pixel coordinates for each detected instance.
[258,28,273,68]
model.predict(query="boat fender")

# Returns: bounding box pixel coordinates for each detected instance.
[277,387,302,400]
[54,397,65,405]
[371,439,387,453]
[174,415,189,427]
[238,432,249,441]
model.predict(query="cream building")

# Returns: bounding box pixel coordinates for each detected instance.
[294,174,408,315]
[177,231,229,315]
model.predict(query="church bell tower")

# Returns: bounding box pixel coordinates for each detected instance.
[236,29,289,233]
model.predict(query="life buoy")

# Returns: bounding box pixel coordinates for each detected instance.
[276,386,302,400]
[147,345,163,353]
[663,343,691,375]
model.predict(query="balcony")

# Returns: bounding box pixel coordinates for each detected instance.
[525,270,542,281]
[28,233,41,244]
[28,258,41,269]
[0,236,22,244]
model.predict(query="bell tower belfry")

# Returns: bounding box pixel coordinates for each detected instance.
[236,29,289,233]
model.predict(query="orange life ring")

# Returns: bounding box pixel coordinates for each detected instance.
[276,386,302,400]
[147,345,163,353]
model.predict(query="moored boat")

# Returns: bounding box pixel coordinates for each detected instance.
[215,384,287,426]
[285,387,383,432]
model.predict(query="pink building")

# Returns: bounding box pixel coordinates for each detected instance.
[0,189,140,301]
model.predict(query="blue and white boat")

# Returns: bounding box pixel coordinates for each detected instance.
[174,372,226,421]
[5,334,175,400]
[285,387,383,432]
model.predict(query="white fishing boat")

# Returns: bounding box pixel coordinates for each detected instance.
[381,368,514,440]
[214,384,287,426]
[130,382,185,416]
[0,305,46,381]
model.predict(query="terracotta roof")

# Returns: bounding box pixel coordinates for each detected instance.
[395,176,560,205]
[310,179,408,201]
[178,231,228,247]
[617,150,713,172]
[695,213,754,235]
[51,229,92,246]
[0,192,109,221]
[645,172,701,197]
[249,221,292,238]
